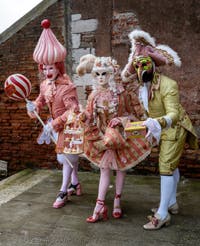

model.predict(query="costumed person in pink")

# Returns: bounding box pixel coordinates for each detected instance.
[26,19,82,209]
[121,30,198,229]
[76,55,151,223]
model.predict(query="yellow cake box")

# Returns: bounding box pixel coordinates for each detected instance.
[125,121,146,138]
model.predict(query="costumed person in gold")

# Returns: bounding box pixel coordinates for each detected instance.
[26,19,82,209]
[76,55,151,223]
[121,29,198,230]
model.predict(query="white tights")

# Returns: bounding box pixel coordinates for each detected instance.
[93,168,126,215]
[57,154,79,193]
[157,168,180,219]
[97,168,126,200]
[169,168,180,206]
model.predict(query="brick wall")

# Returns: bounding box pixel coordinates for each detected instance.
[0,1,66,173]
[71,0,200,178]
[0,0,199,177]
[111,0,200,134]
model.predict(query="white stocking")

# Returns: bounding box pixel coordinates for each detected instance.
[115,170,126,195]
[98,168,111,200]
[57,154,77,193]
[92,168,110,217]
[70,156,79,185]
[169,168,180,206]
[157,175,174,220]
[114,170,126,211]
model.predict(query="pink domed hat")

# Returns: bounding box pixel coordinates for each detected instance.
[33,19,66,64]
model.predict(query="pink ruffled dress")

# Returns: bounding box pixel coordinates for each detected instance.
[83,85,151,171]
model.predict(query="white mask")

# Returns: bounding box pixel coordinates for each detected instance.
[95,71,110,87]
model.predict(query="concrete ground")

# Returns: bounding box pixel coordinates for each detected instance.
[0,169,199,246]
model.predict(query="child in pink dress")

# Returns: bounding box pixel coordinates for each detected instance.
[26,19,82,208]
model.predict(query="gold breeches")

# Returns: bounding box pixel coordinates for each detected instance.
[159,127,187,175]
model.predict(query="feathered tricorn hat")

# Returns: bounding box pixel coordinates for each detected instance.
[33,19,66,65]
[128,29,181,67]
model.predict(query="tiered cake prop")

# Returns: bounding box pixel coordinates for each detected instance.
[63,111,84,155]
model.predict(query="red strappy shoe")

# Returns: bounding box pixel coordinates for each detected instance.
[112,194,122,219]
[86,199,108,223]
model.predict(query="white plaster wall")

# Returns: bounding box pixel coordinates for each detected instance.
[71,14,98,87]
[71,19,98,34]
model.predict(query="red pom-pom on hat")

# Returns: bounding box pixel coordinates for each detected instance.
[41,19,51,29]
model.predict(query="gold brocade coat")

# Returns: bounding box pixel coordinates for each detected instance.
[147,73,198,149]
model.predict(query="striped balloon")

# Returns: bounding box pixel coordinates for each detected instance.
[4,74,31,101]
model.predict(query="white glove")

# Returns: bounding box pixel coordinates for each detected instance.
[143,118,161,144]
[37,129,51,145]
[26,100,36,112]
[43,123,53,136]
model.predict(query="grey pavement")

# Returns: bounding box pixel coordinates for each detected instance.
[0,169,199,246]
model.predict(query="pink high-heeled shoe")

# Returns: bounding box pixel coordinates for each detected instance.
[67,183,82,196]
[86,199,108,223]
[112,194,122,219]
[53,191,68,209]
